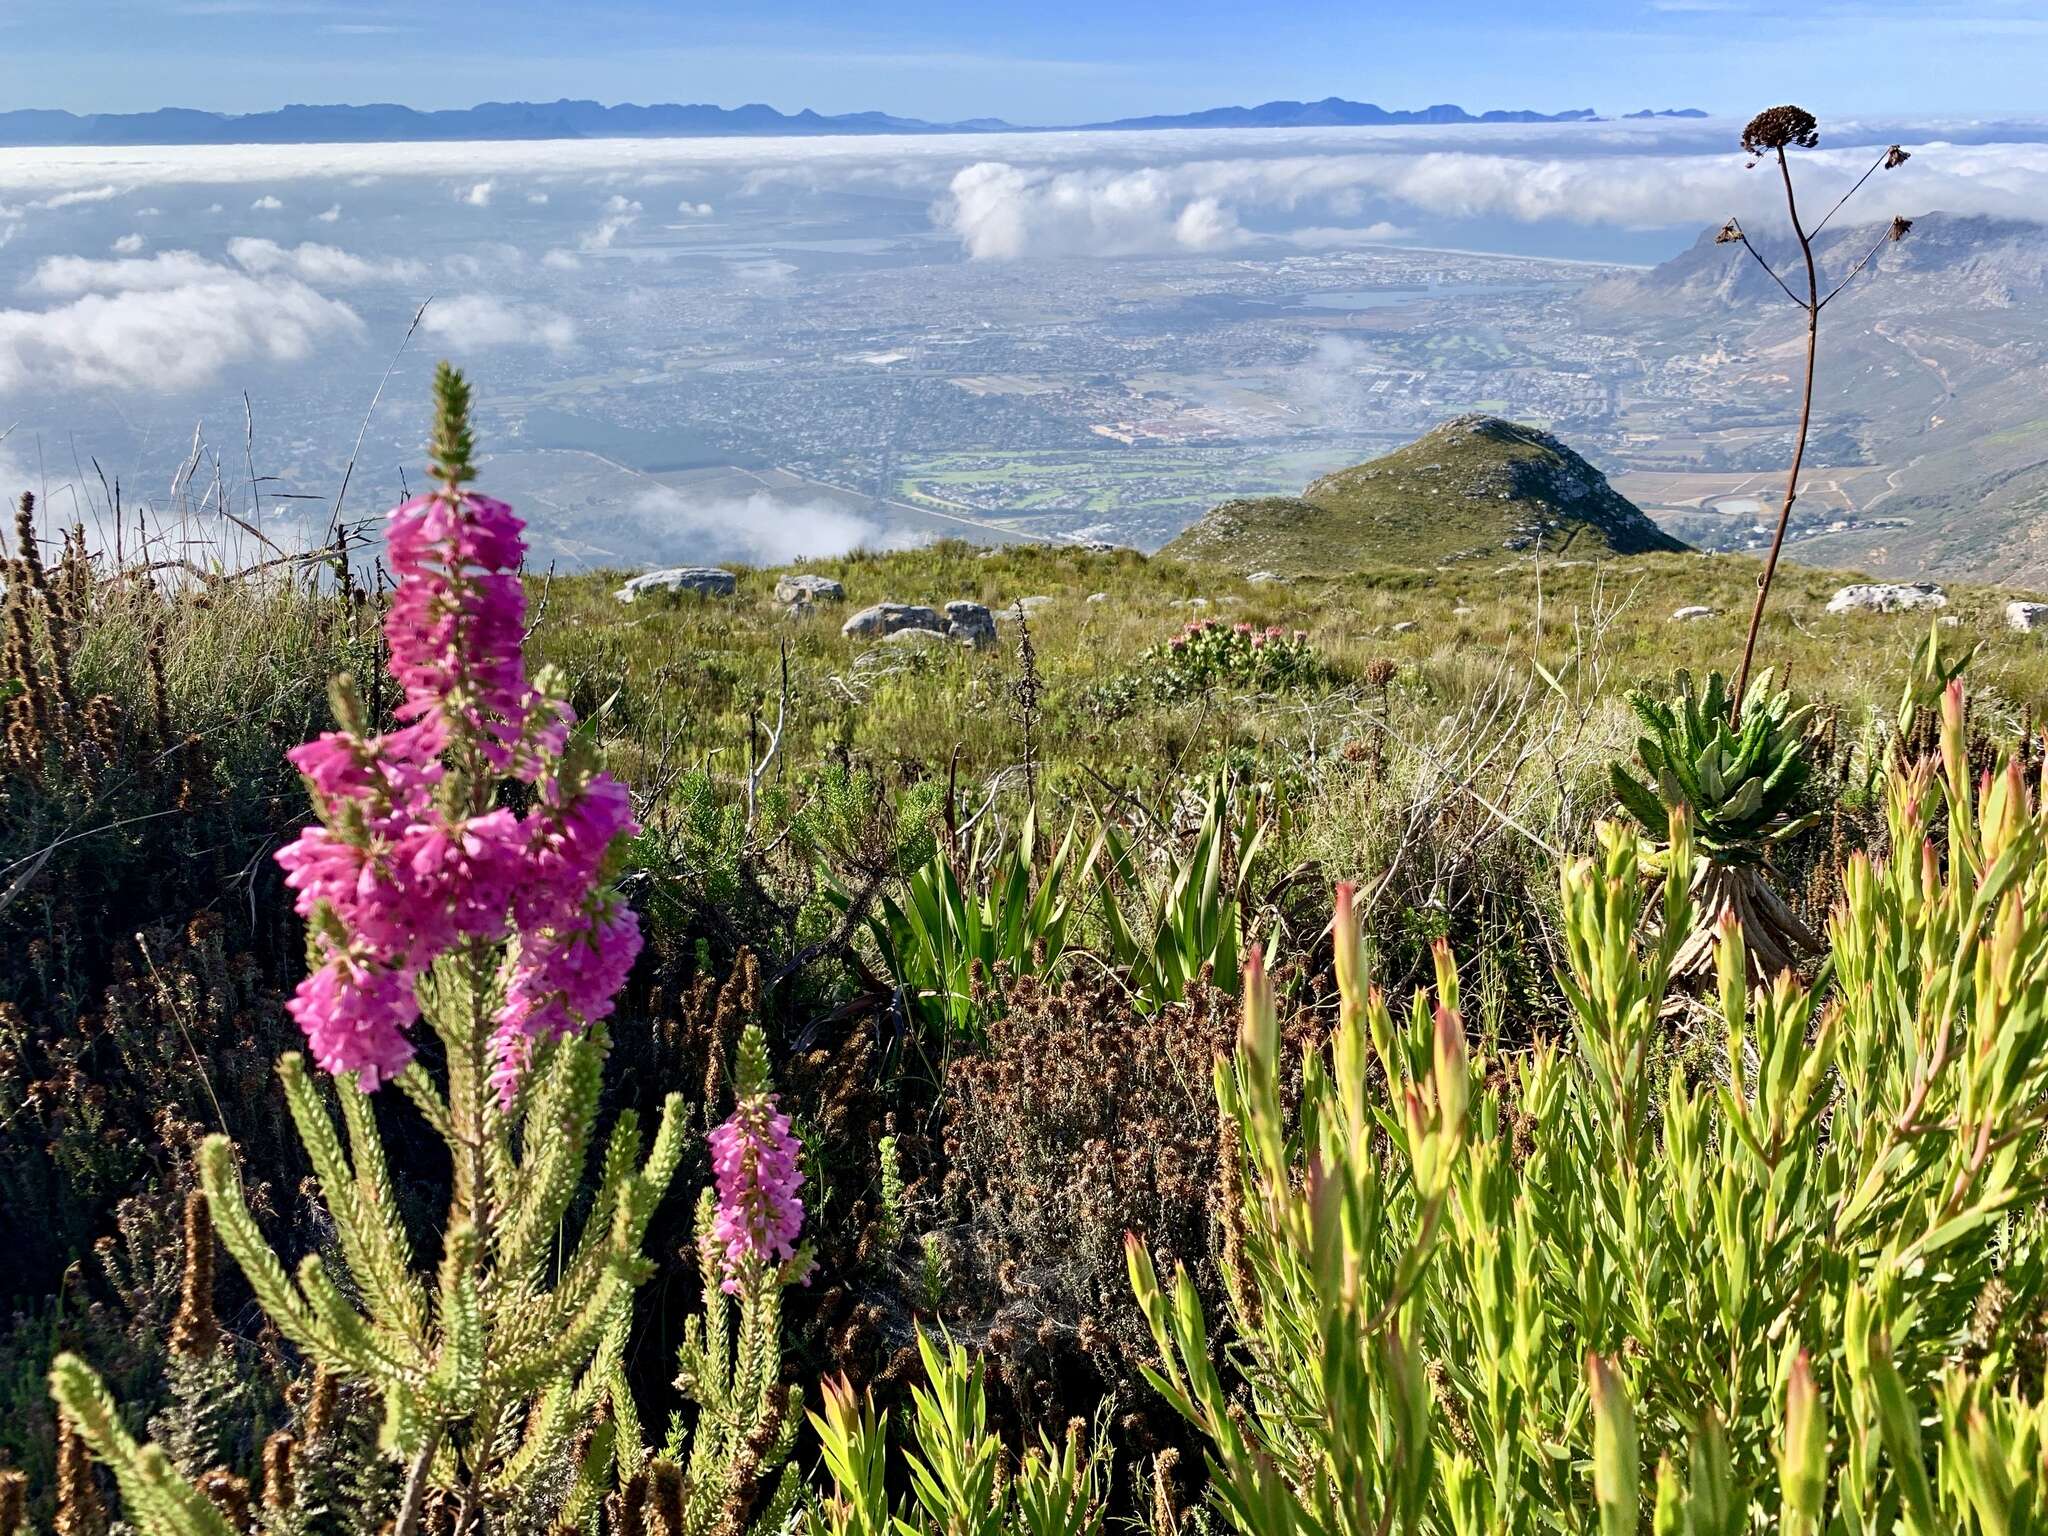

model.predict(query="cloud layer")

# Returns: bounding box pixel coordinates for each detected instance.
[420,292,575,352]
[625,486,918,564]
[2,249,361,393]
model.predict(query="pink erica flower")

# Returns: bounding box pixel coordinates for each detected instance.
[708,1090,807,1294]
[285,953,421,1090]
[277,373,641,1096]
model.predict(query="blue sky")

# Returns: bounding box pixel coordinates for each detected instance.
[1,0,2043,122]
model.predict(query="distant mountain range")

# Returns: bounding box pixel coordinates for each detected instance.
[0,96,1709,147]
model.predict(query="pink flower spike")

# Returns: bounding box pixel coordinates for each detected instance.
[708,1092,806,1292]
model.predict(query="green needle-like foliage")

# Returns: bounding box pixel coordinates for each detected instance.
[1135,682,2048,1533]
[659,1186,804,1536]
[806,1329,1108,1536]
[51,1009,685,1535]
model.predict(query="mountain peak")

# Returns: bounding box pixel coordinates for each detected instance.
[1163,416,1687,576]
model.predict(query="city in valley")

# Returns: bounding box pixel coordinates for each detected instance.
[2,123,2042,582]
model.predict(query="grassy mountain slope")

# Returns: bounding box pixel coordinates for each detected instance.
[1162,414,1687,576]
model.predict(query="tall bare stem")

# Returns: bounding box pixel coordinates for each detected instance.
[1731,147,1821,715]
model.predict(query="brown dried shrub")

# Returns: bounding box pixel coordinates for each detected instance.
[939,971,1240,1438]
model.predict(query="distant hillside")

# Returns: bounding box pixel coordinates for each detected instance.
[1585,212,2048,315]
[1163,415,1687,575]
[1582,213,2048,586]
[0,95,1679,146]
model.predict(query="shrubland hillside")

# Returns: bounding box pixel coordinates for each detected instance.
[9,384,2048,1532]
[1160,414,1686,575]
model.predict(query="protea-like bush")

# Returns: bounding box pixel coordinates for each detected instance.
[1610,667,1821,976]
[1134,681,2048,1532]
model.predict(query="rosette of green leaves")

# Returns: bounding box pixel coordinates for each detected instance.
[1611,668,1819,866]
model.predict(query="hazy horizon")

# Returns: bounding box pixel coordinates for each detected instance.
[2,110,2043,576]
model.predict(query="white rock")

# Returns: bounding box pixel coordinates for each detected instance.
[1391,620,1420,634]
[1451,606,1475,617]
[1005,594,1054,618]
[881,627,951,650]
[775,573,845,606]
[2007,601,2048,632]
[614,567,736,603]
[1671,605,1717,622]
[1086,591,1110,604]
[842,602,945,639]
[1246,570,1283,584]
[1825,582,1947,615]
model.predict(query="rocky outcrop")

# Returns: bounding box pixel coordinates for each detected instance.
[944,601,997,648]
[614,567,737,603]
[2008,601,2048,632]
[882,627,951,651]
[842,602,944,640]
[1824,582,1947,614]
[775,573,845,606]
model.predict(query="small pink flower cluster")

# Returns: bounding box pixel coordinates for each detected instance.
[276,491,640,1100]
[707,1091,807,1293]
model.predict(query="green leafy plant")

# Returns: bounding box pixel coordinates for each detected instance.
[42,375,799,1536]
[806,1330,1107,1536]
[1133,683,2048,1532]
[1145,619,1323,699]
[1895,614,1979,745]
[864,811,1099,1039]
[1610,667,1821,976]
[1096,777,1272,1010]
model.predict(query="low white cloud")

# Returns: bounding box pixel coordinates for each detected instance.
[729,257,796,289]
[134,206,162,218]
[458,179,495,207]
[624,486,918,564]
[541,248,583,271]
[1,251,361,393]
[29,250,229,295]
[226,237,426,286]
[315,203,342,223]
[0,122,2041,266]
[937,139,2048,257]
[250,194,283,211]
[580,195,643,251]
[1282,221,1413,247]
[677,200,713,216]
[36,184,120,210]
[439,243,527,280]
[420,292,575,352]
[940,163,1248,259]
[110,232,146,254]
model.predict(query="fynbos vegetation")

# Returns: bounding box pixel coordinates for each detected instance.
[6,134,2048,1530]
